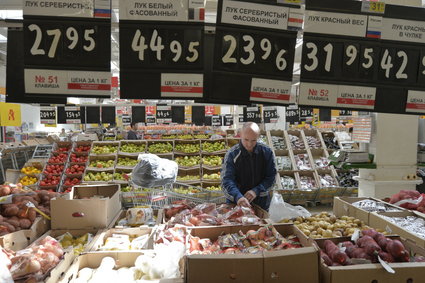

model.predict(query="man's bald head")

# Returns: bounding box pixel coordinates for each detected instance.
[241,122,260,152]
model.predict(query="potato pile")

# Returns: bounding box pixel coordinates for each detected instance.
[281,212,375,238]
[0,189,59,236]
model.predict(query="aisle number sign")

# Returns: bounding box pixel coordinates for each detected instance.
[23,0,111,97]
[0,102,21,127]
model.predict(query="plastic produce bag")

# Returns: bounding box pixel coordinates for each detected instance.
[269,193,311,222]
[132,154,178,188]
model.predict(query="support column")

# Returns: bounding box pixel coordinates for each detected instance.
[358,113,420,199]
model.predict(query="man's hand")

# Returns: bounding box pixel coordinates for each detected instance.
[244,190,257,202]
[237,197,251,207]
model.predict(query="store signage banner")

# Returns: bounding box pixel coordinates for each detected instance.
[406,90,425,113]
[23,0,111,99]
[263,106,278,123]
[161,73,203,98]
[221,0,289,30]
[64,106,81,124]
[304,10,367,37]
[299,0,425,114]
[40,106,56,124]
[250,78,291,104]
[24,69,111,96]
[119,0,189,21]
[0,102,22,127]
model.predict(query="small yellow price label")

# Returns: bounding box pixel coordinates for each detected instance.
[369,2,385,13]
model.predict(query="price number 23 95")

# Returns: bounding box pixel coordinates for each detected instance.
[222,34,288,71]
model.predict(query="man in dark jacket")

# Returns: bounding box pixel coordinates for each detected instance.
[221,122,276,210]
[127,122,139,140]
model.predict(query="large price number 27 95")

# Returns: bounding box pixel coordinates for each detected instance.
[222,35,287,71]
[28,24,95,58]
[132,29,199,63]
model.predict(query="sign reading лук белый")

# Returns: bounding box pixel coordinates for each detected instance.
[23,0,111,98]
[120,0,188,21]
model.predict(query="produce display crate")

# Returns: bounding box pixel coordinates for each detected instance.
[287,130,306,151]
[258,130,269,146]
[113,168,132,183]
[68,151,89,164]
[302,129,326,149]
[38,173,61,191]
[201,181,224,200]
[146,140,174,154]
[293,150,314,171]
[118,140,147,156]
[201,153,224,170]
[275,171,299,203]
[20,161,43,177]
[47,151,69,165]
[226,137,240,148]
[201,139,228,154]
[177,168,201,183]
[321,131,340,151]
[269,130,287,154]
[83,169,114,183]
[121,187,168,209]
[90,141,119,156]
[173,139,201,155]
[115,154,139,170]
[168,183,210,204]
[87,155,116,171]
[174,154,201,170]
[72,141,92,153]
[52,141,72,153]
[201,167,221,182]
[290,171,319,205]
[316,169,339,188]
[275,150,295,172]
[310,149,332,170]
[60,173,83,193]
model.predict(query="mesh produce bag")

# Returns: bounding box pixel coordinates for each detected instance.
[131,154,178,188]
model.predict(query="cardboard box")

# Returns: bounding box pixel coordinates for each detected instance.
[369,211,425,248]
[60,251,183,283]
[314,236,425,283]
[89,227,154,251]
[186,224,319,283]
[51,184,121,230]
[334,197,404,225]
[0,216,50,251]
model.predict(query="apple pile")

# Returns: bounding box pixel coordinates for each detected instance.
[48,153,68,164]
[63,177,81,187]
[70,153,88,163]
[54,146,71,153]
[66,164,85,175]
[39,175,61,187]
[74,145,91,152]
[43,164,64,175]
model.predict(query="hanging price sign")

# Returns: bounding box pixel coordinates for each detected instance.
[212,115,222,126]
[40,106,56,124]
[156,105,172,124]
[263,106,278,123]
[285,106,299,124]
[211,0,297,105]
[224,114,234,126]
[244,106,261,123]
[65,106,81,124]
[23,0,111,98]
[122,115,131,125]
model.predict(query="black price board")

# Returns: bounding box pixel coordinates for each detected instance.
[146,116,156,125]
[132,106,146,123]
[122,115,131,125]
[211,0,298,105]
[239,114,245,123]
[64,106,81,124]
[263,106,278,123]
[86,106,100,124]
[156,105,172,124]
[224,114,234,126]
[23,0,111,98]
[119,0,204,99]
[299,0,425,115]
[243,106,261,123]
[172,106,185,124]
[102,106,116,124]
[205,115,213,126]
[212,115,222,126]
[6,29,67,104]
[192,105,206,126]
[40,106,56,124]
[319,108,332,121]
[339,109,353,116]
[299,107,313,119]
[285,106,299,124]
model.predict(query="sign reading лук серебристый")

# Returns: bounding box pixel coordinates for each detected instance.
[299,0,425,115]
[23,0,111,98]
[211,0,298,105]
